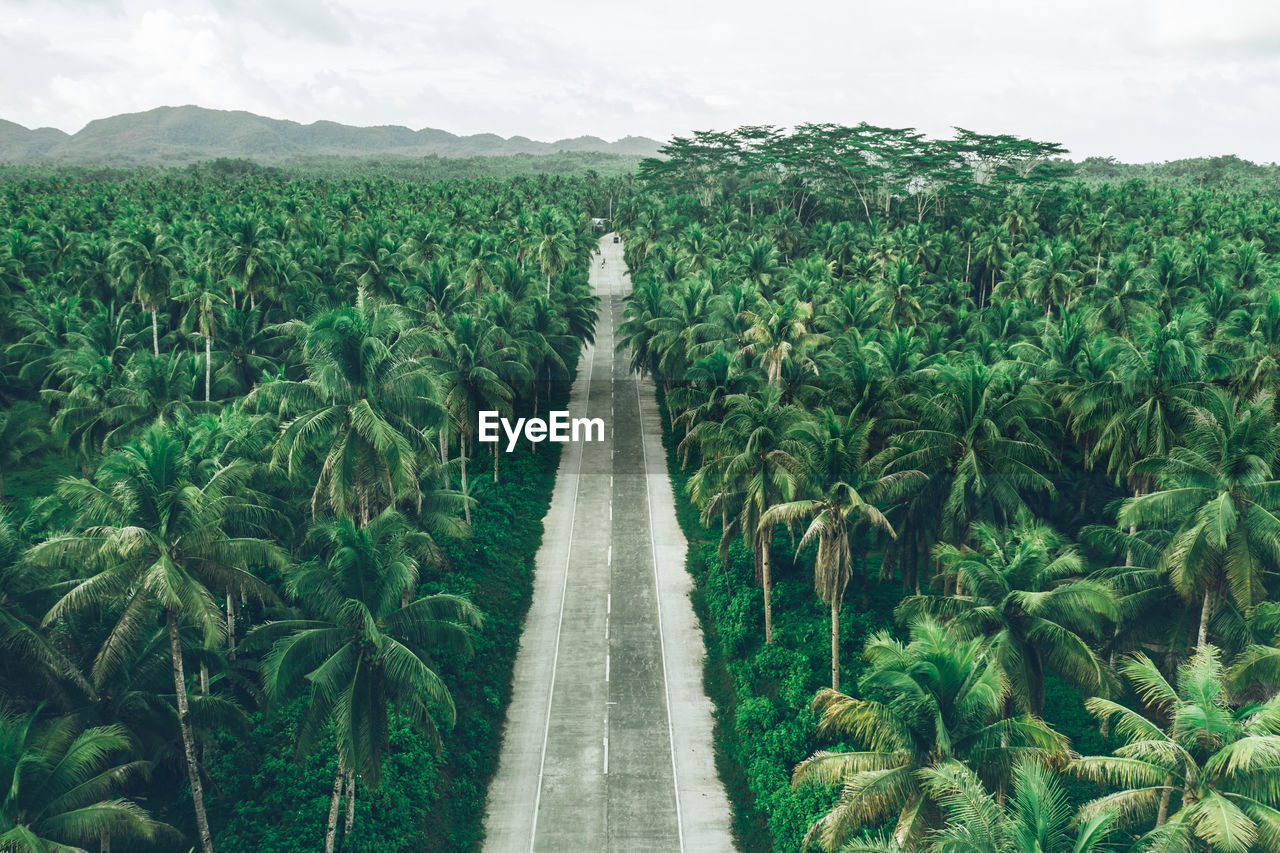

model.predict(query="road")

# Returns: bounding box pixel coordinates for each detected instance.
[482,235,735,852]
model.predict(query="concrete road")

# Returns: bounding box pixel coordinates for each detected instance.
[482,235,735,852]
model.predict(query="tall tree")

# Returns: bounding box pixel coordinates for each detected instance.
[1076,646,1280,852]
[254,294,441,525]
[793,618,1067,850]
[28,424,284,853]
[252,510,481,853]
[1117,389,1280,652]
[898,521,1117,713]
[109,227,183,357]
[763,412,922,688]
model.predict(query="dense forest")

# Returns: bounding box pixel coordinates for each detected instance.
[5,116,1280,853]
[0,168,616,851]
[618,124,1280,852]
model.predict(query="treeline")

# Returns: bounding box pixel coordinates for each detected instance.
[638,124,1068,227]
[0,170,612,851]
[1074,154,1280,187]
[0,153,645,187]
[620,133,1280,852]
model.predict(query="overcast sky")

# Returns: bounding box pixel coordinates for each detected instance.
[3,0,1278,163]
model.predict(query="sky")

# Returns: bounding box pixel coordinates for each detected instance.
[2,0,1278,163]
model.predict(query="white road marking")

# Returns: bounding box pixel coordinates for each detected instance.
[528,298,599,853]
[636,367,686,852]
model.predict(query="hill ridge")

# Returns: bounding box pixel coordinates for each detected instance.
[0,104,664,165]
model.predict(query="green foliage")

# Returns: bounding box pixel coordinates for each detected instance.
[0,165,600,852]
[207,707,438,853]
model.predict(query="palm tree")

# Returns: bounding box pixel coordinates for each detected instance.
[220,214,283,310]
[253,294,441,524]
[533,206,574,297]
[885,361,1057,547]
[109,227,182,357]
[427,313,523,506]
[737,295,826,388]
[1075,646,1280,851]
[0,401,45,502]
[1030,239,1080,332]
[27,424,284,853]
[792,618,1068,850]
[689,385,805,644]
[1074,310,1218,496]
[763,412,923,688]
[850,760,1116,853]
[0,708,172,852]
[897,521,1117,714]
[1117,389,1280,652]
[251,510,481,853]
[177,264,229,403]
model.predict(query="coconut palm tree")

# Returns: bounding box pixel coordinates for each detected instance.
[898,520,1117,714]
[793,618,1068,850]
[0,708,172,852]
[220,214,283,311]
[1075,646,1280,852]
[251,509,481,853]
[884,361,1058,547]
[109,226,183,357]
[177,264,229,403]
[0,402,45,503]
[533,207,574,298]
[427,313,522,505]
[27,424,284,853]
[846,760,1117,853]
[763,411,923,688]
[1117,389,1280,652]
[253,294,441,525]
[689,385,805,644]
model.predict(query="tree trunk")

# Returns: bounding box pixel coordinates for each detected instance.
[830,598,840,691]
[493,440,500,483]
[167,611,215,853]
[152,310,160,357]
[1196,586,1213,651]
[761,536,774,645]
[325,767,344,853]
[205,334,212,402]
[200,663,209,695]
[438,426,450,488]
[226,590,237,660]
[460,436,471,526]
[1156,774,1175,826]
[344,769,356,836]
[720,506,732,590]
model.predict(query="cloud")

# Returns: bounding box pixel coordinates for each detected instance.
[0,0,1276,161]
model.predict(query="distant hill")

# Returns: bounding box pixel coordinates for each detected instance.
[0,105,665,165]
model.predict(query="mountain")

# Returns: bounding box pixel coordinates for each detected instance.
[0,105,665,165]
